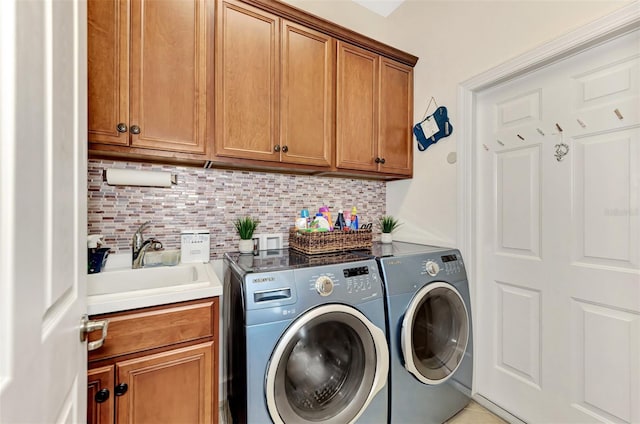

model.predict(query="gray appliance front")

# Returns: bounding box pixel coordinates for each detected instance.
[242,261,388,424]
[381,250,473,424]
[244,299,388,424]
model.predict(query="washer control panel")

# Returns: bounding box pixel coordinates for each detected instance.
[442,253,464,276]
[315,276,334,296]
[425,261,440,276]
[344,266,373,294]
[417,252,466,280]
[302,262,381,302]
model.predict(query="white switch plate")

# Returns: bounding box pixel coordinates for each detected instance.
[252,233,283,251]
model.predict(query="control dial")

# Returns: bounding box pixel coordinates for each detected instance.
[315,276,334,296]
[425,261,440,277]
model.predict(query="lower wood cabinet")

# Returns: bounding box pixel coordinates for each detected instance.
[88,366,114,424]
[87,298,219,424]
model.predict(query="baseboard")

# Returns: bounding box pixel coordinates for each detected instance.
[472,394,527,424]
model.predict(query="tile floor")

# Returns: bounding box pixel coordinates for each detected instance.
[446,400,508,424]
[221,400,508,424]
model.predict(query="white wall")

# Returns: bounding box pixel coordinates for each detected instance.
[282,0,631,246]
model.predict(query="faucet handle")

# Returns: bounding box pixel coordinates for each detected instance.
[147,239,163,251]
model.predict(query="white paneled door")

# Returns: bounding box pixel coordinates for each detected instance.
[0,0,87,422]
[476,29,640,423]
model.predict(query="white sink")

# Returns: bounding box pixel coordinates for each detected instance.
[87,264,207,296]
[86,254,223,315]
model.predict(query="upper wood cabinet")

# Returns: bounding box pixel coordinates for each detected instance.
[88,0,417,178]
[280,21,334,167]
[378,57,413,175]
[88,0,210,155]
[336,41,413,177]
[214,0,334,167]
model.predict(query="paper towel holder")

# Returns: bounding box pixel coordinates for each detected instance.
[102,169,178,187]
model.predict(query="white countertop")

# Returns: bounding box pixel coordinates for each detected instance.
[87,253,223,315]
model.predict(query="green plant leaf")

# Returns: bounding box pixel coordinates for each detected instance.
[377,215,401,233]
[234,216,259,240]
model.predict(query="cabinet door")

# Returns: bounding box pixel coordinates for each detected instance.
[378,57,413,176]
[116,342,213,424]
[336,42,378,172]
[88,0,129,146]
[88,365,115,424]
[280,21,334,167]
[129,0,208,154]
[215,0,280,161]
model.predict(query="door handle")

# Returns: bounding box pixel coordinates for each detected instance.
[80,315,109,351]
[130,125,140,135]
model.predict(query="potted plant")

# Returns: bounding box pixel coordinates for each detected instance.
[378,215,401,244]
[234,216,259,253]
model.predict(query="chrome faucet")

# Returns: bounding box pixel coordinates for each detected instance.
[132,221,163,269]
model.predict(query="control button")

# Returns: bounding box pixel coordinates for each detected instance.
[315,276,334,296]
[425,261,440,277]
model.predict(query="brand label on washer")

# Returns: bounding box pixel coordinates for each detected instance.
[252,276,276,283]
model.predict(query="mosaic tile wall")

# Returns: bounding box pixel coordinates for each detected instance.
[88,159,386,259]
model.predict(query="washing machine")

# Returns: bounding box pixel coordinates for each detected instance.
[369,242,473,424]
[223,249,389,424]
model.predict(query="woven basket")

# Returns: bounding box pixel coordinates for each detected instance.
[288,228,372,254]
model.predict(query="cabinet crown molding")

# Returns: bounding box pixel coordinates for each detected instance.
[236,0,419,67]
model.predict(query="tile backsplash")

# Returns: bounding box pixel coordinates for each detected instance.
[88,160,386,259]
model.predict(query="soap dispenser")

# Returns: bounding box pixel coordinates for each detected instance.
[88,235,110,274]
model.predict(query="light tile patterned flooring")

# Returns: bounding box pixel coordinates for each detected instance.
[446,401,508,424]
[221,400,508,423]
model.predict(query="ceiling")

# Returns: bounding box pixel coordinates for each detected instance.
[351,0,406,17]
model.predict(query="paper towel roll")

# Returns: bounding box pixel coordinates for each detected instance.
[105,168,174,187]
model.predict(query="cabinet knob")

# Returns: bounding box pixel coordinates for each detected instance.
[116,123,127,133]
[94,388,110,403]
[282,145,288,153]
[375,157,381,163]
[130,125,141,135]
[274,144,281,152]
[114,383,128,396]
[380,158,386,164]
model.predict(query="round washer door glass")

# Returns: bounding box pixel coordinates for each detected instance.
[266,304,387,424]
[402,282,469,385]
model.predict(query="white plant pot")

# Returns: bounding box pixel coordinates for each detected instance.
[238,239,254,254]
[381,233,393,244]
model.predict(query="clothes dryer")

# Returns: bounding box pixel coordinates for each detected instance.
[369,242,473,424]
[223,249,389,424]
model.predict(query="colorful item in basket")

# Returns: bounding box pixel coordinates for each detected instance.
[351,206,359,230]
[308,213,330,231]
[300,209,310,226]
[344,210,352,229]
[334,210,347,230]
[319,205,333,231]
[295,217,307,230]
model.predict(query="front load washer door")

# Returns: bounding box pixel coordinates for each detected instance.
[401,282,469,385]
[265,304,388,424]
